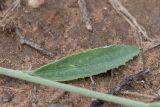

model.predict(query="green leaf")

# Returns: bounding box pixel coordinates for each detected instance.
[33,45,140,81]
[148,102,160,107]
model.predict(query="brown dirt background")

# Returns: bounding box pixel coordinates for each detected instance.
[0,0,160,107]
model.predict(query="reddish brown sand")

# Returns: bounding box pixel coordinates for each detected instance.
[0,0,160,107]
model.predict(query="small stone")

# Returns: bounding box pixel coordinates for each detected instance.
[28,0,45,8]
[86,24,93,31]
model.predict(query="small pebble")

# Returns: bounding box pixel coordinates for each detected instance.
[28,0,45,8]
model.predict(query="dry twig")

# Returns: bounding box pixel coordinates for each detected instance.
[15,27,54,57]
[89,70,149,107]
[121,91,156,101]
[90,76,96,91]
[144,40,160,52]
[78,0,93,31]
[109,70,149,94]
[108,0,152,41]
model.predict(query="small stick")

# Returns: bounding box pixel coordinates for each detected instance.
[15,27,54,57]
[121,91,160,102]
[108,0,152,41]
[136,33,146,71]
[78,0,93,31]
[89,69,149,107]
[90,76,97,102]
[144,40,160,52]
[121,91,156,100]
[108,70,149,95]
[90,76,96,91]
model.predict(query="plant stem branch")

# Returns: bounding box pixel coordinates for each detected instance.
[0,67,149,107]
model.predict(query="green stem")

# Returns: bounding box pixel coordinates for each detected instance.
[0,67,149,107]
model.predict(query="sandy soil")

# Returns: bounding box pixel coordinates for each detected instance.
[0,0,160,107]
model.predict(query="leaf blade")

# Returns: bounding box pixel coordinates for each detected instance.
[33,45,140,81]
